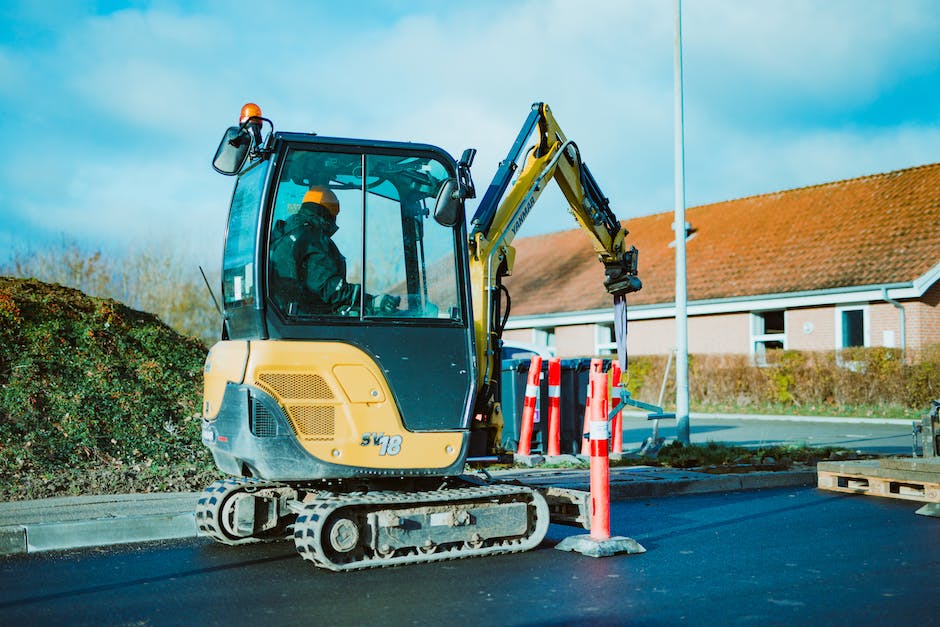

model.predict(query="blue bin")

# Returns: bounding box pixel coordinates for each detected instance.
[500,358,609,454]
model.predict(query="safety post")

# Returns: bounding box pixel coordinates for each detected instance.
[588,370,611,539]
[516,355,542,456]
[580,358,604,455]
[555,368,646,558]
[546,357,562,456]
[609,362,624,453]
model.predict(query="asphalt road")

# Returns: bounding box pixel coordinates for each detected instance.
[1,486,936,626]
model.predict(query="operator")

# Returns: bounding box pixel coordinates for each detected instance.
[271,186,400,315]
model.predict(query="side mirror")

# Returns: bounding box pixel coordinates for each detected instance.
[458,148,477,199]
[432,148,477,227]
[212,126,251,175]
[433,178,462,227]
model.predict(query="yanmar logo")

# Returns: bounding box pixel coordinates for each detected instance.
[508,194,537,237]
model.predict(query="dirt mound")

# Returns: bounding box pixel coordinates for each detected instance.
[0,277,219,500]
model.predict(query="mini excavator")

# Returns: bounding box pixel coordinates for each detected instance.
[198,102,642,570]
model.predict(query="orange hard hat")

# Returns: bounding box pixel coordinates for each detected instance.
[303,186,340,216]
[239,103,262,124]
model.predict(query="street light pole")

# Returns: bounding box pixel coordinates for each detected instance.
[674,0,690,444]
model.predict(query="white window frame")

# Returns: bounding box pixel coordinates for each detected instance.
[834,304,870,349]
[532,327,556,352]
[750,310,787,366]
[594,323,617,356]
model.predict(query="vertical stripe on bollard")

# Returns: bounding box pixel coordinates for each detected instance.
[516,355,542,457]
[547,357,562,456]
[610,362,624,454]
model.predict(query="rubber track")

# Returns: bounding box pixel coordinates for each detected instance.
[292,484,549,571]
[196,477,289,545]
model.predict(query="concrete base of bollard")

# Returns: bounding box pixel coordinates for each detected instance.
[513,454,547,468]
[916,503,940,517]
[555,533,646,558]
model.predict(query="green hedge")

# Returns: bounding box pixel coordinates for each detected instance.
[625,346,940,418]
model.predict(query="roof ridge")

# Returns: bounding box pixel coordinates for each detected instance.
[693,161,940,209]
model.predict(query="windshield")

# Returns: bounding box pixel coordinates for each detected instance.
[267,147,462,322]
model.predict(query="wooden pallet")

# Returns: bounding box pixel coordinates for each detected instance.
[817,459,940,504]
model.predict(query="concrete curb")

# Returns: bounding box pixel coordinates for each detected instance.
[1,512,197,556]
[610,469,817,499]
[0,469,816,557]
[491,467,818,500]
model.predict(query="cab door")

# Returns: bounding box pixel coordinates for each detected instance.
[263,143,476,432]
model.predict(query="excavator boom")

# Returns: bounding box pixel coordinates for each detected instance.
[467,102,641,433]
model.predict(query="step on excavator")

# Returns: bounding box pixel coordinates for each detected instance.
[199,102,643,570]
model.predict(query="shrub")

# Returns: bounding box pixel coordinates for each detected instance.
[0,278,210,478]
[623,345,940,417]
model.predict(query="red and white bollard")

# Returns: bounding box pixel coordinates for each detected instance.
[588,370,611,540]
[546,357,562,456]
[555,367,645,558]
[610,362,624,454]
[516,355,542,457]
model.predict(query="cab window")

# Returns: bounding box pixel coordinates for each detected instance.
[222,160,269,308]
[364,154,460,320]
[267,147,462,322]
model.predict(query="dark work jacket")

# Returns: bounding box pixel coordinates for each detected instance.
[270,205,361,314]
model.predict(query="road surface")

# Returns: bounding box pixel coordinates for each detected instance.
[1,486,936,625]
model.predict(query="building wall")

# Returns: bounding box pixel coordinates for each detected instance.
[547,313,751,358]
[502,325,610,357]
[555,325,596,357]
[909,280,940,350]
[623,317,673,356]
[687,313,752,354]
[502,328,533,345]
[505,279,939,357]
[786,306,835,350]
[869,301,902,349]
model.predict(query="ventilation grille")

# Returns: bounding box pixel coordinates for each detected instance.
[254,371,336,441]
[256,373,334,400]
[289,405,336,440]
[250,399,278,438]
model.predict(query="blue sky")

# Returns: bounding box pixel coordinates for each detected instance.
[2,0,939,270]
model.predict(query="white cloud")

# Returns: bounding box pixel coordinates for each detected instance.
[685,117,940,208]
[683,0,940,118]
[55,9,232,137]
[1,0,939,267]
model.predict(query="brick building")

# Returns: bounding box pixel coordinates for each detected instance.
[501,163,940,360]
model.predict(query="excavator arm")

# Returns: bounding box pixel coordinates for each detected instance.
[467,102,642,440]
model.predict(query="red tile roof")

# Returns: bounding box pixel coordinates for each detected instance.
[504,163,940,315]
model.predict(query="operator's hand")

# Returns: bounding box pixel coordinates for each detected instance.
[376,294,401,314]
